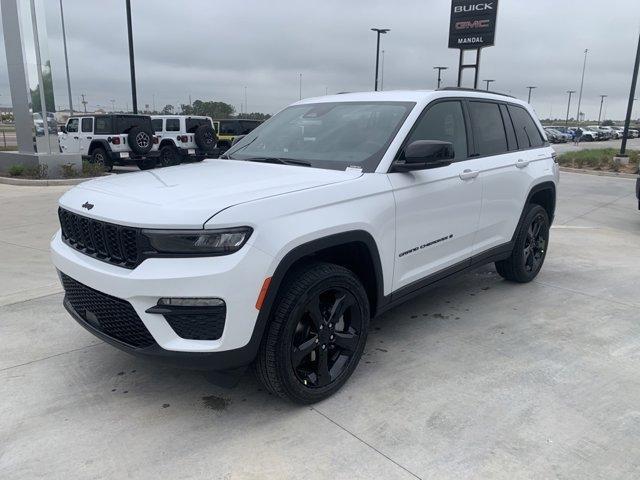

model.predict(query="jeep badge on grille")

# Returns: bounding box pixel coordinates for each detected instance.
[82,202,94,210]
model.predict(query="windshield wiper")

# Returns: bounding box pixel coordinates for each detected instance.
[243,157,312,167]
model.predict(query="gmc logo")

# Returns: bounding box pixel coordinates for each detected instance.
[454,2,494,13]
[456,19,490,29]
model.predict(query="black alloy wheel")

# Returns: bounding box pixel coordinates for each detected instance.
[291,286,363,388]
[523,212,548,274]
[256,262,370,403]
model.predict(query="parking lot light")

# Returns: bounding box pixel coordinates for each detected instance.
[597,95,607,125]
[371,28,390,92]
[526,86,537,103]
[483,79,495,91]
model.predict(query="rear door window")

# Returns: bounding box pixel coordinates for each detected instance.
[166,118,180,131]
[81,118,93,133]
[468,101,508,156]
[508,105,545,149]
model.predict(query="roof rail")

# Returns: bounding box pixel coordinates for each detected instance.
[438,87,516,99]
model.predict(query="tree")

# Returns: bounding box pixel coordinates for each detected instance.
[601,119,614,126]
[161,104,174,115]
[180,99,235,118]
[241,112,271,121]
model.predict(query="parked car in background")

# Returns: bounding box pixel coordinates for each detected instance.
[587,126,612,140]
[598,126,621,139]
[569,127,598,142]
[151,115,218,167]
[213,119,262,152]
[59,114,157,171]
[548,126,575,141]
[628,128,639,138]
[544,128,567,143]
[611,126,627,138]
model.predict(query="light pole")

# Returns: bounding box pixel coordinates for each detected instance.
[59,0,73,114]
[565,90,576,128]
[380,50,385,90]
[620,32,640,157]
[110,99,115,112]
[125,0,138,113]
[244,86,248,116]
[483,79,495,91]
[597,95,607,125]
[526,86,537,103]
[371,28,390,91]
[299,73,302,100]
[434,66,448,89]
[575,48,588,125]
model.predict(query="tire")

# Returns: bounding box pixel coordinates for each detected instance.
[136,158,157,170]
[90,147,113,172]
[194,124,218,152]
[159,145,180,167]
[495,204,550,283]
[255,262,370,404]
[127,126,153,155]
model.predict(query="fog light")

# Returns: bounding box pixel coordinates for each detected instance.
[157,297,225,307]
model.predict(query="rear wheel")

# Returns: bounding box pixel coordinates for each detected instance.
[256,262,369,404]
[495,204,550,283]
[90,147,112,172]
[136,158,157,170]
[159,145,180,167]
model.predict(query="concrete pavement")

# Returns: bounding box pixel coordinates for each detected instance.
[1,172,640,479]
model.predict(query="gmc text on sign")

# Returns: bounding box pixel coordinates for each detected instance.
[448,0,499,49]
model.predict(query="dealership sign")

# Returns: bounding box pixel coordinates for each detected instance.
[448,0,498,49]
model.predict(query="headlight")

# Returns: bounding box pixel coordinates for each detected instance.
[142,227,253,255]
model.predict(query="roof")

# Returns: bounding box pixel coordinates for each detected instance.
[296,89,529,108]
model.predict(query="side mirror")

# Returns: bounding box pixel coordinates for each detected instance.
[60,126,67,134]
[392,140,454,172]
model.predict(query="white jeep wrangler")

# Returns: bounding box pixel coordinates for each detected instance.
[51,89,558,403]
[151,115,218,167]
[59,114,158,171]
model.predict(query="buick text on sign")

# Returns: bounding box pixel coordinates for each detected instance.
[448,0,498,49]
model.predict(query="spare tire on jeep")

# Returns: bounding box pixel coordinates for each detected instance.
[128,126,153,155]
[194,124,218,152]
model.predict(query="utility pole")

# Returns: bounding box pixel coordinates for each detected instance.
[597,95,607,125]
[526,86,537,103]
[152,93,156,113]
[59,0,73,114]
[81,93,87,113]
[299,73,302,100]
[565,90,575,128]
[125,0,138,113]
[371,28,390,91]
[575,48,588,125]
[434,66,448,89]
[380,50,385,90]
[483,79,495,91]
[620,32,640,157]
[244,86,247,115]
[110,99,115,112]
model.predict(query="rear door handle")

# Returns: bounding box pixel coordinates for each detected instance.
[515,159,530,168]
[459,169,479,180]
[73,136,79,140]
[86,136,92,140]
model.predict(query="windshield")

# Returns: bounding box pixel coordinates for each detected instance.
[225,101,415,171]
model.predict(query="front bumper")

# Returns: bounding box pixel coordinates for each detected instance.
[51,231,274,370]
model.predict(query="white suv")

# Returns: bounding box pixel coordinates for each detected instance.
[59,114,157,171]
[151,115,218,167]
[51,90,558,403]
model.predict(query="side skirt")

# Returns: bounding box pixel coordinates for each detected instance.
[376,242,513,316]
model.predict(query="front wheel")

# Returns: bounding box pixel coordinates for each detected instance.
[495,204,550,283]
[255,262,370,404]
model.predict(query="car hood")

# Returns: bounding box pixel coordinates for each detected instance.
[58,159,363,228]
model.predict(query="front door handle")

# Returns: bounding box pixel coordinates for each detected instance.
[515,159,530,168]
[73,136,79,140]
[459,169,479,180]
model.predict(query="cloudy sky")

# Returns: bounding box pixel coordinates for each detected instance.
[0,0,639,120]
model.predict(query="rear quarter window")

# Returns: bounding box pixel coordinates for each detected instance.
[151,119,163,132]
[95,117,112,134]
[185,118,211,133]
[115,115,152,133]
[508,105,545,149]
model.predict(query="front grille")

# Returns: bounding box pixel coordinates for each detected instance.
[61,273,155,348]
[164,307,226,341]
[58,208,140,268]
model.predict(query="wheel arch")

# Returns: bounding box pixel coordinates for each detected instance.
[511,181,556,244]
[159,139,177,149]
[88,139,110,155]
[245,230,385,363]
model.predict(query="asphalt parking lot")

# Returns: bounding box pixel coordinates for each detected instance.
[1,170,640,479]
[551,136,640,155]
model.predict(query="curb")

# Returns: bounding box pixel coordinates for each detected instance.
[559,167,638,179]
[0,175,107,186]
